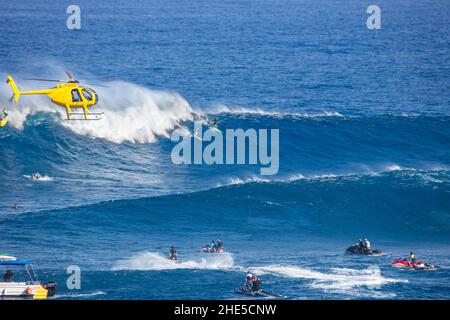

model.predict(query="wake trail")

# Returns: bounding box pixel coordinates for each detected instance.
[111,251,235,271]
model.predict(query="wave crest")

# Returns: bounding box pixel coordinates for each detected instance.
[111,251,235,271]
[1,76,194,144]
[250,264,405,297]
[64,82,194,143]
[203,104,343,118]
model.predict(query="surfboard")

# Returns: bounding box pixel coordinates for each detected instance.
[193,134,203,141]
[0,117,8,127]
[209,126,222,133]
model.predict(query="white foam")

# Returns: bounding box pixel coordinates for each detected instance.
[227,176,271,185]
[249,264,406,293]
[112,251,235,271]
[220,163,450,189]
[64,82,194,143]
[56,291,107,299]
[0,73,194,143]
[384,164,403,172]
[221,173,338,187]
[202,104,343,118]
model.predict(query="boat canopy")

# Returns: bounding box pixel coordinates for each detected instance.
[0,260,33,265]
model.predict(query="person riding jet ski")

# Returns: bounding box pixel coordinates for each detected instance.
[391,252,435,270]
[363,239,371,252]
[201,238,224,253]
[235,272,274,297]
[240,272,260,293]
[216,238,223,252]
[210,240,217,252]
[169,246,178,261]
[357,238,372,254]
[245,272,253,287]
[252,275,262,291]
[346,238,381,255]
[201,240,217,253]
[408,251,416,263]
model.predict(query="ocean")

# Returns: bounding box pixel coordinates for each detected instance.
[0,0,449,299]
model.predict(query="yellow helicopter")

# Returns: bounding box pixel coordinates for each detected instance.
[6,71,105,120]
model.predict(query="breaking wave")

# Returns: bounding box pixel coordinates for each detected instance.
[112,252,235,271]
[202,104,344,118]
[0,73,194,143]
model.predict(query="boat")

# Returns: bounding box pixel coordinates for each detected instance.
[0,259,56,299]
[0,254,17,261]
[346,244,383,256]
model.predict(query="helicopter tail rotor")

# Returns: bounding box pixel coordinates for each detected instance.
[6,75,21,103]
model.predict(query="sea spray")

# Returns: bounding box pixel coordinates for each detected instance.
[112,252,235,271]
[0,75,194,143]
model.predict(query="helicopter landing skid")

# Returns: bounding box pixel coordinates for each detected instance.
[65,112,104,121]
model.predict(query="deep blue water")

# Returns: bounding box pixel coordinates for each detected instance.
[1,0,450,299]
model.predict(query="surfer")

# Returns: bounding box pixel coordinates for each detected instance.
[169,246,178,261]
[210,117,219,128]
[0,109,8,127]
[31,173,42,181]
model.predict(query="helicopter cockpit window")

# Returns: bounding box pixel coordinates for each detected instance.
[82,89,93,101]
[71,89,82,102]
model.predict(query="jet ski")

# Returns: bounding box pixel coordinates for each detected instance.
[391,259,435,270]
[234,285,278,298]
[168,257,182,264]
[346,244,382,256]
[201,245,223,253]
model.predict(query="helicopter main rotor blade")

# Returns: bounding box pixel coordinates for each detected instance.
[85,83,110,88]
[23,78,63,82]
[24,74,109,87]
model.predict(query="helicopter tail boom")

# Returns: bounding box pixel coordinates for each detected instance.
[6,75,20,103]
[7,75,54,103]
